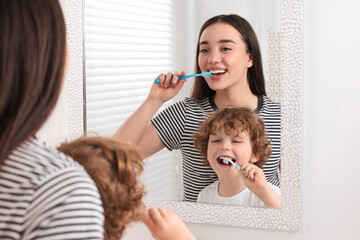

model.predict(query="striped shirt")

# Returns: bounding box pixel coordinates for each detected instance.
[152,95,281,202]
[0,137,104,239]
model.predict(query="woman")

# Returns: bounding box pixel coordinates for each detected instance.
[114,14,281,202]
[0,0,104,238]
[0,1,196,239]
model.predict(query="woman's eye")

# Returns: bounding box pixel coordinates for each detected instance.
[222,47,231,52]
[200,49,208,53]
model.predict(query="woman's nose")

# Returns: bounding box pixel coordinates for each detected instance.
[208,50,221,64]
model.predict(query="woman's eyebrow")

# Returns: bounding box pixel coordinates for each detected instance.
[199,39,237,45]
[219,39,236,44]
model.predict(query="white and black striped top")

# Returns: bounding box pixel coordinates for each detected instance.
[0,137,104,239]
[152,95,281,202]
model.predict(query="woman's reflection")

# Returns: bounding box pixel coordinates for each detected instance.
[193,107,281,207]
[113,14,281,202]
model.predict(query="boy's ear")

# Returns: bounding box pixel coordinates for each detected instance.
[249,153,259,163]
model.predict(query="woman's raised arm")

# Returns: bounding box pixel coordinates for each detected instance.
[113,71,186,157]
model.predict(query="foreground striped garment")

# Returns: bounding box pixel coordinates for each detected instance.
[0,137,104,239]
[152,95,281,202]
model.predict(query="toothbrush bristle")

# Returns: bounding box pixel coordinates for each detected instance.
[228,159,236,166]
[220,157,233,165]
[220,157,244,173]
[202,71,212,77]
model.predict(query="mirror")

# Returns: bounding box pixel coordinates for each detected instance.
[64,0,302,231]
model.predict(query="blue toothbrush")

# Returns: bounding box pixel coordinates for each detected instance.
[154,72,212,84]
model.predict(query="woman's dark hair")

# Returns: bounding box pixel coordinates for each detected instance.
[191,14,266,99]
[0,0,66,164]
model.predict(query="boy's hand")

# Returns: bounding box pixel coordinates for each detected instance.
[239,163,268,193]
[240,163,281,208]
[142,207,196,240]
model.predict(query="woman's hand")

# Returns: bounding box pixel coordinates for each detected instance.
[142,207,196,240]
[147,71,187,104]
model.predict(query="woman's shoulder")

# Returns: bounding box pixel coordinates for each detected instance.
[179,97,214,111]
[175,97,209,105]
[155,97,213,124]
[260,95,281,114]
[3,137,104,239]
[9,137,94,184]
[262,95,281,108]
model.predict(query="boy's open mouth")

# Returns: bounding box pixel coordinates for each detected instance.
[217,156,236,166]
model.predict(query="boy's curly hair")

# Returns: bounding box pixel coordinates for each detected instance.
[193,107,271,168]
[58,137,146,240]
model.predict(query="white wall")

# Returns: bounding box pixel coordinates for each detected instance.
[36,84,68,146]
[39,0,360,239]
[36,0,68,147]
[173,0,200,100]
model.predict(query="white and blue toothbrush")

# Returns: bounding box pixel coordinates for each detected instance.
[154,71,212,84]
[222,157,245,174]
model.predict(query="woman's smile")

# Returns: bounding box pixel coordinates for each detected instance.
[209,68,227,80]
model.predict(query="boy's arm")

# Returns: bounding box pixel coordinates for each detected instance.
[254,184,281,208]
[142,208,196,240]
[240,164,281,208]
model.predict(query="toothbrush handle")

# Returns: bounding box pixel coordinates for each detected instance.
[154,74,198,83]
[235,165,246,174]
[178,74,197,80]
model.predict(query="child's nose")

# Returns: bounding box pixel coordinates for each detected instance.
[220,140,231,150]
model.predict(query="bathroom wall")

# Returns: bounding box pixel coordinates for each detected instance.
[38,0,360,239]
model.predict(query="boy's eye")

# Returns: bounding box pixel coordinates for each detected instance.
[209,136,221,143]
[232,139,243,143]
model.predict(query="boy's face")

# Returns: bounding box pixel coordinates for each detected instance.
[207,127,256,180]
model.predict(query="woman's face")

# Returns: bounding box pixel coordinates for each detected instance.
[198,22,253,91]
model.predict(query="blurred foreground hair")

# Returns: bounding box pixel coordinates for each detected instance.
[0,0,66,164]
[58,137,146,240]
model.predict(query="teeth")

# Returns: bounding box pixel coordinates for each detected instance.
[219,157,233,164]
[210,69,226,74]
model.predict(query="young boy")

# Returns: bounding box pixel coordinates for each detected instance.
[58,137,195,240]
[193,107,281,208]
